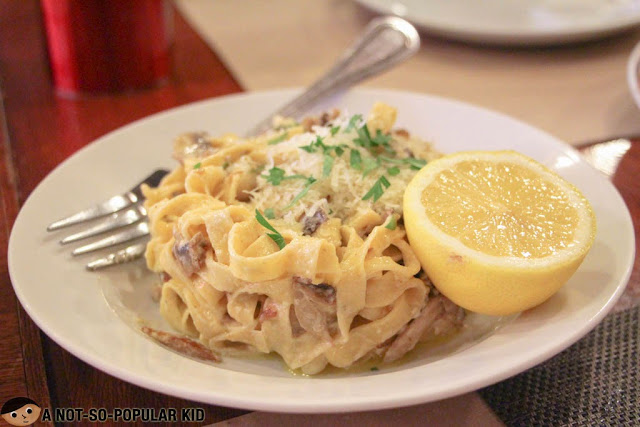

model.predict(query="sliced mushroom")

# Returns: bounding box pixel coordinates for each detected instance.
[173,132,215,163]
[172,231,208,276]
[291,276,337,340]
[302,209,328,236]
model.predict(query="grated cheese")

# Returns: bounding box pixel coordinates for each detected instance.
[244,105,441,226]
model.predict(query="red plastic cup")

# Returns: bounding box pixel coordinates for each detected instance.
[40,0,172,96]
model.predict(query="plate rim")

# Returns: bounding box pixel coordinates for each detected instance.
[8,87,635,412]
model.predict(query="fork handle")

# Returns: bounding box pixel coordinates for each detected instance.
[245,16,420,136]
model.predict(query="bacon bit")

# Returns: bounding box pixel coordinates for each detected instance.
[301,117,318,132]
[301,109,340,131]
[320,112,331,126]
[377,335,396,349]
[161,272,171,282]
[320,109,340,126]
[393,129,410,138]
[259,299,279,322]
[141,326,221,363]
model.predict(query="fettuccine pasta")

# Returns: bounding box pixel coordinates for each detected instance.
[142,103,465,374]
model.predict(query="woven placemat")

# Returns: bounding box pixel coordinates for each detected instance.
[479,305,639,426]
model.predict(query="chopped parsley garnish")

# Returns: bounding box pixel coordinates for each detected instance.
[362,175,391,202]
[300,136,346,156]
[267,132,289,145]
[330,125,340,136]
[344,114,362,132]
[370,366,379,371]
[264,208,275,219]
[354,126,372,149]
[350,149,362,169]
[405,157,427,170]
[322,154,334,177]
[378,155,402,164]
[193,162,202,169]
[262,167,309,186]
[299,136,326,153]
[354,125,394,154]
[371,129,393,149]
[222,161,230,169]
[385,216,397,230]
[262,167,287,185]
[299,143,316,153]
[343,114,427,176]
[379,154,427,170]
[361,157,380,177]
[255,209,286,250]
[284,177,317,210]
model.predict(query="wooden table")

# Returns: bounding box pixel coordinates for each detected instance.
[1,1,638,426]
[0,1,247,425]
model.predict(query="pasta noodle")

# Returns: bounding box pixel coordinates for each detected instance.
[142,103,466,374]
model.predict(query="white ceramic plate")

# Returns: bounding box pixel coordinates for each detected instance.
[355,0,640,45]
[9,89,634,412]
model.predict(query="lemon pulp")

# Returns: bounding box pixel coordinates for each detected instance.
[421,160,580,259]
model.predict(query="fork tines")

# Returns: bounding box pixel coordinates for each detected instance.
[47,169,168,270]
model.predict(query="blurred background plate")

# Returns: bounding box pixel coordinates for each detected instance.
[355,0,640,45]
[627,38,640,110]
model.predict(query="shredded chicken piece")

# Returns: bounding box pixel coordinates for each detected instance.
[289,306,305,338]
[291,276,337,340]
[172,231,208,276]
[141,326,220,362]
[383,295,464,363]
[430,297,465,336]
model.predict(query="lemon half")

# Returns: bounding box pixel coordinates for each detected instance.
[403,150,596,315]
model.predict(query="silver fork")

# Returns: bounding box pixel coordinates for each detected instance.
[46,16,421,270]
[48,169,169,270]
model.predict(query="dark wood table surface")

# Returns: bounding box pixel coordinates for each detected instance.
[1,1,638,426]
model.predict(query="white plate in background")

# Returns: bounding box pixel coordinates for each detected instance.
[355,0,640,45]
[627,39,640,110]
[8,88,634,412]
